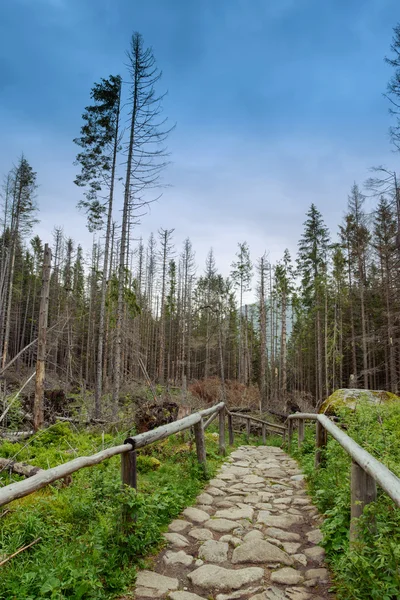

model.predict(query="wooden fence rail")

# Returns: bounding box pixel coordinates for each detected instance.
[0,401,286,509]
[287,412,400,541]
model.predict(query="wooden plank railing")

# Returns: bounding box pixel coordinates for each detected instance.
[0,401,286,509]
[287,412,400,541]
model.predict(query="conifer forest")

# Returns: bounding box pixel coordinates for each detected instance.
[3,7,400,600]
[2,28,400,418]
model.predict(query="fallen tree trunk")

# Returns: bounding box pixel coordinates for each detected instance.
[0,430,34,441]
[0,458,44,478]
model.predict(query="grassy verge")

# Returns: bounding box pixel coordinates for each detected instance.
[0,421,281,599]
[288,401,400,600]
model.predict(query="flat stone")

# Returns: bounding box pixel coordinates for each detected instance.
[243,475,265,484]
[164,550,193,566]
[265,528,301,541]
[135,586,165,598]
[196,493,214,505]
[198,540,229,563]
[293,498,311,506]
[208,487,226,497]
[285,588,312,600]
[270,567,303,585]
[136,570,179,593]
[282,542,301,554]
[216,588,264,600]
[217,501,235,508]
[305,568,328,582]
[204,518,238,532]
[293,553,307,566]
[304,546,325,563]
[215,507,254,520]
[183,507,210,524]
[164,533,189,548]
[188,565,264,591]
[251,587,286,600]
[189,528,214,541]
[243,530,263,542]
[210,479,227,488]
[169,519,191,532]
[291,474,305,481]
[258,514,304,528]
[169,593,207,600]
[306,529,323,544]
[220,535,242,547]
[232,540,293,566]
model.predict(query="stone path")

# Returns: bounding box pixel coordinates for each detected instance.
[132,446,335,600]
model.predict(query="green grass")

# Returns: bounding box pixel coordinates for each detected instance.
[0,421,281,599]
[288,401,400,600]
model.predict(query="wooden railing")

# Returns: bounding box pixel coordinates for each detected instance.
[288,412,400,540]
[0,403,286,509]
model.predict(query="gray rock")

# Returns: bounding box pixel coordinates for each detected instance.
[285,588,313,600]
[270,567,303,585]
[183,507,210,524]
[196,492,214,505]
[135,570,179,593]
[135,586,165,598]
[305,568,328,582]
[198,540,229,563]
[207,487,226,497]
[209,479,227,488]
[250,587,287,600]
[304,546,325,564]
[258,514,304,528]
[306,529,323,544]
[232,540,293,566]
[204,518,238,532]
[189,528,214,541]
[282,542,301,554]
[265,527,301,541]
[291,474,305,481]
[293,553,307,566]
[169,593,207,600]
[188,565,264,591]
[243,530,263,542]
[220,534,242,547]
[164,550,193,566]
[164,532,189,548]
[169,519,191,532]
[243,475,265,484]
[215,506,254,520]
[216,587,264,600]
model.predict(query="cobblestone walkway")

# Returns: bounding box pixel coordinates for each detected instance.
[132,445,335,600]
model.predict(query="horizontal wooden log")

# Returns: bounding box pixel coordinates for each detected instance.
[289,412,400,508]
[0,458,44,478]
[0,410,204,507]
[198,402,225,418]
[0,443,131,508]
[229,412,286,432]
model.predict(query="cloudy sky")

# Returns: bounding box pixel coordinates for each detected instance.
[0,0,399,299]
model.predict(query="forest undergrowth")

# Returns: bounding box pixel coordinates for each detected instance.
[290,400,400,600]
[0,420,281,599]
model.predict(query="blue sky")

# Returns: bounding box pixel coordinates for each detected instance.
[0,0,399,295]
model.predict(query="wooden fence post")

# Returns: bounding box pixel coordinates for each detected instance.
[288,419,293,447]
[298,419,305,448]
[228,413,234,445]
[121,439,137,524]
[246,417,251,438]
[262,423,266,444]
[350,460,377,542]
[194,419,207,471]
[219,407,226,456]
[315,421,327,468]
